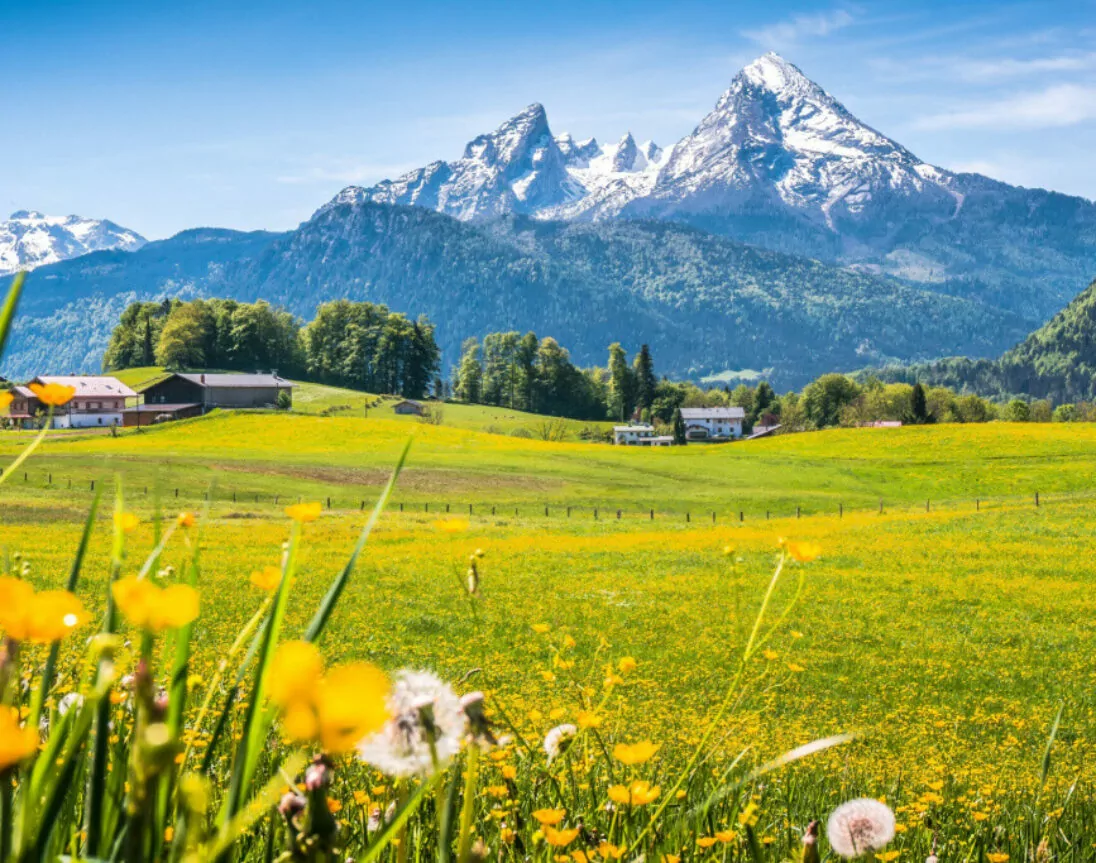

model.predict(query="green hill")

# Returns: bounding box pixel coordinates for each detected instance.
[872,278,1096,403]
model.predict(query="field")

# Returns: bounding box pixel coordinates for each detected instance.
[5,413,1096,860]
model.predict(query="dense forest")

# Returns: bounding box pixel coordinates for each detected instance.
[872,278,1096,405]
[104,298,441,398]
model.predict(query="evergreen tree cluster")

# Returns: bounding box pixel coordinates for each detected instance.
[103,298,440,398]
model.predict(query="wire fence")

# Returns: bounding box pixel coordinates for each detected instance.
[1,466,1086,527]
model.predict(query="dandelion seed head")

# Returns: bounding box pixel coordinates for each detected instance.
[827,799,895,858]
[543,723,577,763]
[356,670,465,777]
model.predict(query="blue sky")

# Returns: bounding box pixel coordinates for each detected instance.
[2,0,1094,239]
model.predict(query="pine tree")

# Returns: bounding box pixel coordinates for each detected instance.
[633,344,657,413]
[454,338,484,403]
[911,382,929,424]
[672,407,687,445]
[608,343,635,421]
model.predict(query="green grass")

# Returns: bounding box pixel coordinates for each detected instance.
[6,416,1096,859]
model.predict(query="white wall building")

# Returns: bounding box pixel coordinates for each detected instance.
[19,375,138,429]
[679,407,745,441]
[613,424,674,446]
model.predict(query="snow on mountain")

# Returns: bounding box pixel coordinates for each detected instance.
[0,210,146,276]
[332,104,583,220]
[328,52,964,232]
[633,52,961,228]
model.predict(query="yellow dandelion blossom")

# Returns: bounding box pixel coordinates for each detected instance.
[786,541,822,562]
[543,826,579,847]
[613,740,660,765]
[433,517,469,533]
[29,382,76,406]
[250,565,282,592]
[533,809,566,826]
[0,707,37,771]
[285,501,322,522]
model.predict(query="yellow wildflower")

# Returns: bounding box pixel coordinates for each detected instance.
[533,809,566,826]
[115,511,139,533]
[29,382,75,406]
[0,578,87,643]
[433,517,469,533]
[786,541,822,562]
[613,740,660,765]
[0,707,37,770]
[250,565,282,592]
[285,501,322,522]
[543,826,579,847]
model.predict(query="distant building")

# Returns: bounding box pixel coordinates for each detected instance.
[121,403,204,428]
[679,407,745,441]
[613,424,674,446]
[748,423,782,439]
[142,373,294,412]
[860,420,903,429]
[10,375,137,429]
[392,399,425,416]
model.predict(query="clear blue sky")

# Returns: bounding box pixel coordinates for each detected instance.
[2,0,1094,239]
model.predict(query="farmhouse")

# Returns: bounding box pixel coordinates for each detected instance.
[613,424,674,446]
[10,375,137,429]
[392,399,424,416]
[141,373,294,412]
[680,406,745,441]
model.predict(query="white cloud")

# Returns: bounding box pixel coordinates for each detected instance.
[742,9,855,47]
[958,52,1096,80]
[915,83,1096,130]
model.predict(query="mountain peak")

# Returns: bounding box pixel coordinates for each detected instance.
[0,211,146,276]
[740,52,804,91]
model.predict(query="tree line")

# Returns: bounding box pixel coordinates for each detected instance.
[104,299,440,398]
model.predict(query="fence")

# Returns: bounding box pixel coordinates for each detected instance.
[0,467,1075,527]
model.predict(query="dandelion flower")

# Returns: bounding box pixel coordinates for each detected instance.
[543,826,579,847]
[613,740,660,765]
[0,707,37,770]
[827,799,896,858]
[608,780,660,806]
[0,391,12,413]
[576,710,602,729]
[115,511,140,534]
[543,723,577,763]
[285,501,322,522]
[357,670,466,777]
[986,855,1009,863]
[250,566,282,592]
[532,809,566,826]
[433,517,469,533]
[617,656,637,674]
[29,382,76,406]
[786,541,822,563]
[176,512,196,528]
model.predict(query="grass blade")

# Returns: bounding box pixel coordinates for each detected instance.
[0,271,25,362]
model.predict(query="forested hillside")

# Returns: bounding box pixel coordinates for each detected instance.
[874,279,1096,403]
[0,203,1031,387]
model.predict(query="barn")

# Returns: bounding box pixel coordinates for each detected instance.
[141,373,294,412]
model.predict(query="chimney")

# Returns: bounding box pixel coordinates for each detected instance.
[200,373,206,384]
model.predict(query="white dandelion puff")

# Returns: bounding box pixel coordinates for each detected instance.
[357,670,466,777]
[827,799,895,858]
[543,723,577,763]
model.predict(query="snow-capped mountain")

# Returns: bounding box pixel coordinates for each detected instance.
[0,210,146,276]
[629,52,962,229]
[332,103,582,220]
[330,52,960,229]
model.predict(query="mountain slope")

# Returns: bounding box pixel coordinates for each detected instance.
[0,202,1030,386]
[0,210,146,276]
[333,52,1096,322]
[873,278,1096,403]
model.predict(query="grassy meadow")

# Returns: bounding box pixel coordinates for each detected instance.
[4,411,1096,860]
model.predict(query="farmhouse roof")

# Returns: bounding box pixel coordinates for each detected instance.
[32,375,137,398]
[679,406,746,420]
[173,373,294,389]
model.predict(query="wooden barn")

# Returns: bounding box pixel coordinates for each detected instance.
[142,373,294,412]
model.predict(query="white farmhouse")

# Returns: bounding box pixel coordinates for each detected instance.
[613,424,673,446]
[13,375,138,429]
[679,406,745,441]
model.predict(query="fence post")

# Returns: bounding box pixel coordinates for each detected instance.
[232,490,236,502]
[1035,491,1040,507]
[879,499,883,514]
[425,502,428,513]
[546,506,549,517]
[90,480,95,491]
[650,509,654,520]
[399,502,403,512]
[976,499,980,511]
[616,509,622,520]
[491,506,496,515]
[766,510,770,520]
[796,505,800,519]
[567,506,571,518]
[48,473,52,484]
[739,511,744,522]
[360,500,365,511]
[445,503,450,514]
[711,511,716,523]
[839,503,843,518]
[326,497,331,509]
[594,508,598,520]
[23,471,27,482]
[926,499,930,512]
[469,503,473,515]
[68,478,72,489]
[686,511,690,523]
[175,488,179,498]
